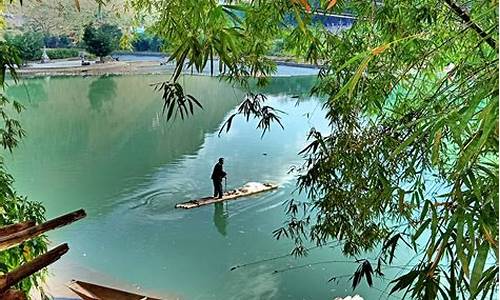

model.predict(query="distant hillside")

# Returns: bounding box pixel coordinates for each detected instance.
[5,0,132,39]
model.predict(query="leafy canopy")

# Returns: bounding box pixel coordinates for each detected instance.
[4,31,44,62]
[82,23,122,59]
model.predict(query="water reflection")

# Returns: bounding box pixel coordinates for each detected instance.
[88,75,117,111]
[4,74,383,300]
[5,75,243,215]
[213,202,228,236]
[254,75,316,96]
[7,80,48,106]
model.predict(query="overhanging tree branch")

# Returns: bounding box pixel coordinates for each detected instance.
[443,0,497,49]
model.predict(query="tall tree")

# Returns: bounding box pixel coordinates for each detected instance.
[4,31,44,62]
[131,0,498,298]
[82,23,122,61]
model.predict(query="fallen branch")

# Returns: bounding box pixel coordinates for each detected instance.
[0,243,69,294]
[0,209,86,251]
[0,222,35,236]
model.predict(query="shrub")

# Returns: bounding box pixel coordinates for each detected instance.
[83,23,122,61]
[4,31,44,62]
[132,33,164,52]
[45,48,80,59]
[44,34,73,48]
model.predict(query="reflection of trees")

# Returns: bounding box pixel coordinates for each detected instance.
[5,75,244,215]
[88,75,117,111]
[6,81,48,107]
[254,76,316,96]
[213,202,228,236]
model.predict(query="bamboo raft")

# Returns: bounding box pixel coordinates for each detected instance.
[68,280,160,300]
[175,182,278,209]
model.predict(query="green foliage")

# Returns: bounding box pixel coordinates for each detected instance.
[132,0,499,298]
[4,31,44,62]
[129,0,295,130]
[45,48,80,59]
[0,165,47,295]
[132,32,163,52]
[0,40,48,297]
[286,0,498,298]
[44,34,73,48]
[82,23,122,60]
[1,31,79,60]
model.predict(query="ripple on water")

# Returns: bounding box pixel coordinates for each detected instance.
[128,188,173,210]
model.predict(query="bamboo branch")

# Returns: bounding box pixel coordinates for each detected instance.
[443,0,497,49]
[0,209,86,251]
[0,222,35,237]
[0,244,69,294]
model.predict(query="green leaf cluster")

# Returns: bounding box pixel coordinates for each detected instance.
[82,22,122,60]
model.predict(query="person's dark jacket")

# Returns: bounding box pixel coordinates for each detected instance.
[211,162,226,181]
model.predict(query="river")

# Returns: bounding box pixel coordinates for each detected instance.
[5,74,402,299]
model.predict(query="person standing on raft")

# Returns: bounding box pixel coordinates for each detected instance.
[211,157,227,199]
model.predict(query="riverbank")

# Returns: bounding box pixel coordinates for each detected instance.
[16,55,319,77]
[17,60,174,77]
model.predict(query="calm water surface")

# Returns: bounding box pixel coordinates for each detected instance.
[6,75,403,299]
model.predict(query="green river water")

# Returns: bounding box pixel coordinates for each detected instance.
[5,74,403,300]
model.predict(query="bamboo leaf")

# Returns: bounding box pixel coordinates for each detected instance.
[326,0,337,10]
[390,270,420,294]
[470,240,489,297]
[456,211,469,277]
[431,129,442,165]
[413,219,431,242]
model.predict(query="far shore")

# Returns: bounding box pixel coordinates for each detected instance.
[16,54,319,77]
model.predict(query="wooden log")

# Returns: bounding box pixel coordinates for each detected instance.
[0,209,86,251]
[0,243,69,294]
[0,221,36,237]
[0,289,27,300]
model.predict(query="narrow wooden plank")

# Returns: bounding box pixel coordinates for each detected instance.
[0,244,69,293]
[175,183,278,209]
[0,209,86,251]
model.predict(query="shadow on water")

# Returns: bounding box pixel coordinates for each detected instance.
[7,80,48,107]
[88,75,117,111]
[213,202,228,236]
[254,75,317,96]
